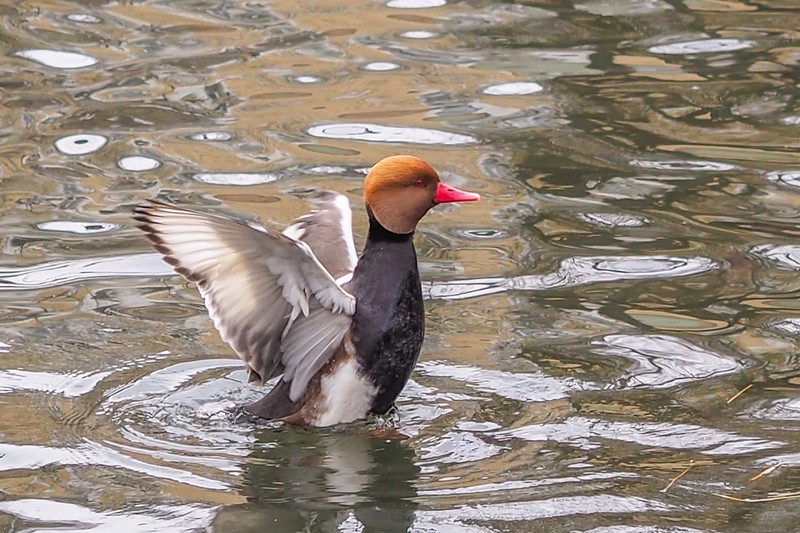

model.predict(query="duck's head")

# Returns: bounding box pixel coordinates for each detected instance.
[364,155,480,234]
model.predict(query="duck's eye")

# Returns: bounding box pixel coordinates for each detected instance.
[415,180,425,188]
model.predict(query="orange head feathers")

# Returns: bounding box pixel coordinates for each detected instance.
[363,155,480,234]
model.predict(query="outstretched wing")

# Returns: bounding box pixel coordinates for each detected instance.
[134,201,355,401]
[282,190,358,283]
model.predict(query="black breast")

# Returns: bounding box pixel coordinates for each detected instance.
[348,218,425,415]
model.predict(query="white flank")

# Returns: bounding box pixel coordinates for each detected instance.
[315,359,376,427]
[333,194,359,270]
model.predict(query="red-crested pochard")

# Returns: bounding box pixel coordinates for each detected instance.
[134,155,479,426]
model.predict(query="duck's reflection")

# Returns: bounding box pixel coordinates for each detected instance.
[213,428,419,532]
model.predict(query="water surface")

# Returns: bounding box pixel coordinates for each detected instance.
[2,0,800,531]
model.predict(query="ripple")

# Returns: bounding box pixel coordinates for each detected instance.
[401,30,437,39]
[104,359,240,405]
[625,310,727,332]
[748,398,800,422]
[457,228,509,239]
[363,61,402,71]
[307,123,476,145]
[582,527,710,533]
[0,500,216,532]
[118,155,161,171]
[67,13,102,23]
[418,495,670,526]
[425,255,718,300]
[419,432,503,464]
[291,75,323,84]
[750,244,800,270]
[0,440,228,490]
[631,159,736,171]
[193,172,280,185]
[37,220,120,234]
[0,253,174,291]
[0,369,112,397]
[420,471,637,497]
[576,0,673,16]
[387,0,446,7]
[418,361,583,401]
[103,361,259,449]
[483,82,544,96]
[497,416,783,454]
[766,170,800,188]
[649,38,754,55]
[591,334,744,389]
[190,131,232,141]
[307,165,351,174]
[16,49,98,69]
[769,318,800,335]
[54,133,108,155]
[577,213,650,227]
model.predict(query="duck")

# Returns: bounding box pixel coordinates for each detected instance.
[133,155,480,427]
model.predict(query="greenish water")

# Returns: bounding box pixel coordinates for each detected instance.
[2,0,800,531]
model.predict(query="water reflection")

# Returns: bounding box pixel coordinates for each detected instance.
[498,417,783,455]
[0,440,228,490]
[306,123,476,145]
[37,220,120,234]
[3,0,800,531]
[592,334,744,390]
[483,82,543,96]
[426,255,717,300]
[215,432,419,533]
[193,172,280,185]
[418,361,581,401]
[15,49,98,68]
[750,244,800,270]
[648,39,755,55]
[0,254,173,291]
[0,499,215,532]
[54,133,108,155]
[118,155,162,171]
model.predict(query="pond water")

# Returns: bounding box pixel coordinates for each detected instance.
[1,0,800,531]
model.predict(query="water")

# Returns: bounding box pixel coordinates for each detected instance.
[1,0,800,531]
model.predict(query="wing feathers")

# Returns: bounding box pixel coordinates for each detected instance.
[134,201,355,398]
[281,306,352,401]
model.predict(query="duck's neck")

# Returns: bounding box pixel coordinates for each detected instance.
[352,210,418,288]
[364,208,415,245]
